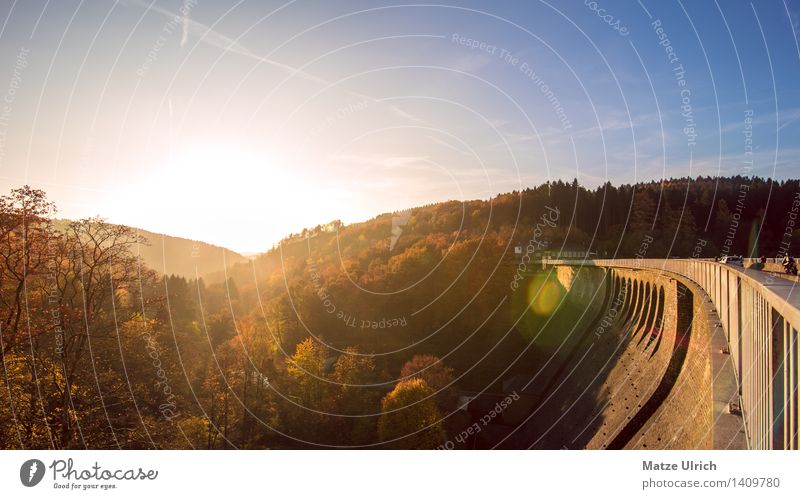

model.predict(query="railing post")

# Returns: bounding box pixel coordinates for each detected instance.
[772,309,785,450]
[789,326,799,449]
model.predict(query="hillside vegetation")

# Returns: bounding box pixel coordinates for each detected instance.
[1,176,797,449]
[53,219,249,280]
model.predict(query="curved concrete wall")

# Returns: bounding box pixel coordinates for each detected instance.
[548,258,800,450]
[528,265,743,449]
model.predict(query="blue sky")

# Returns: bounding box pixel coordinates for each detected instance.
[0,0,798,252]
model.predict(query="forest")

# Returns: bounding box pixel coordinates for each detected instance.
[1,176,798,449]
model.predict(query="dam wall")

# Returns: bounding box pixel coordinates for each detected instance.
[522,265,743,449]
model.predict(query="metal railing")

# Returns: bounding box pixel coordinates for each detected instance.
[545,258,800,450]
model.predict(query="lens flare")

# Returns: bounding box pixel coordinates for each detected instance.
[527,275,565,316]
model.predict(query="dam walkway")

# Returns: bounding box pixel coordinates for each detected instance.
[544,258,800,450]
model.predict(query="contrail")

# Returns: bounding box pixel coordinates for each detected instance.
[180,0,191,46]
[119,0,428,124]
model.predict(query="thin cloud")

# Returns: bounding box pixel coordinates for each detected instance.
[423,134,471,156]
[121,0,427,124]
[327,154,431,169]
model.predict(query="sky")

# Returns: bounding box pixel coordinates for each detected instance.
[0,0,798,253]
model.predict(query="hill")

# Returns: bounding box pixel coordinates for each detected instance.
[214,175,800,388]
[54,219,249,280]
[5,176,798,449]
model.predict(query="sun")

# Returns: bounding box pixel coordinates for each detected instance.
[115,141,311,253]
[161,143,286,195]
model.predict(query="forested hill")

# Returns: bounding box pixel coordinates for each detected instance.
[218,175,798,355]
[53,219,250,280]
[2,177,798,450]
[243,175,799,276]
[214,174,798,376]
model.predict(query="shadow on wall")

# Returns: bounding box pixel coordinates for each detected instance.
[463,266,706,449]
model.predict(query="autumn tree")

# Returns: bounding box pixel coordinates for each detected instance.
[282,337,332,443]
[378,378,444,449]
[287,337,328,407]
[230,317,278,447]
[0,186,56,353]
[400,354,456,410]
[331,347,380,445]
[46,217,158,448]
[202,340,240,449]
